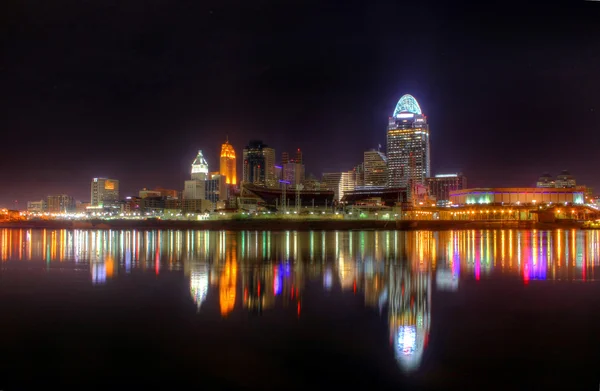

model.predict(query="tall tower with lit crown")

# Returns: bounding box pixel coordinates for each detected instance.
[220,139,237,185]
[386,94,430,188]
[191,150,209,181]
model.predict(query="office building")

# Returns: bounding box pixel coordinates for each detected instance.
[242,140,269,185]
[139,188,162,198]
[191,150,209,181]
[387,94,430,188]
[242,141,276,187]
[354,163,365,188]
[323,171,355,202]
[536,173,555,188]
[555,170,576,188]
[47,194,75,213]
[363,149,388,188]
[425,174,467,203]
[220,139,237,185]
[206,174,228,205]
[263,147,277,188]
[91,178,119,207]
[183,150,209,200]
[27,200,46,213]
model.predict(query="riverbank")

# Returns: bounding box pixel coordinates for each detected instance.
[0,219,585,231]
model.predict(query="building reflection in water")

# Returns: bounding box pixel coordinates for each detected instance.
[2,228,600,372]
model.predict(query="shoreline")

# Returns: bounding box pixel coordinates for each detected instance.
[0,219,585,231]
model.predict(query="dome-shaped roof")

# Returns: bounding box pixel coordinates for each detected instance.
[393,94,422,117]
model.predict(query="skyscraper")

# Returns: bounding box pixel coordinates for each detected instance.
[363,149,388,188]
[184,150,208,200]
[190,150,209,181]
[386,94,430,188]
[91,178,119,207]
[242,140,274,186]
[220,139,237,185]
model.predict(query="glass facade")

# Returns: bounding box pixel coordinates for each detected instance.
[386,109,430,189]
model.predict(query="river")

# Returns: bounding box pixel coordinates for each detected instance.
[0,228,598,390]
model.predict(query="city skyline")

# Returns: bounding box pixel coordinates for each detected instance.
[2,1,600,207]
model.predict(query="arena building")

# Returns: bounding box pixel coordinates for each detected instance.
[449,187,585,206]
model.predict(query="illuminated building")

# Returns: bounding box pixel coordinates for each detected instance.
[425,174,467,203]
[536,173,555,188]
[154,187,179,198]
[206,174,228,206]
[220,139,237,185]
[322,171,355,202]
[27,200,46,213]
[139,188,162,198]
[354,163,365,187]
[555,170,576,188]
[450,187,585,205]
[91,178,119,207]
[183,150,208,201]
[190,150,209,181]
[386,94,430,188]
[242,140,273,185]
[263,147,277,188]
[363,149,388,188]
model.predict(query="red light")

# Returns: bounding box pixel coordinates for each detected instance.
[257,281,261,296]
[297,301,301,317]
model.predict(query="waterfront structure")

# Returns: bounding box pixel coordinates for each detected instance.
[220,139,237,185]
[243,183,334,208]
[425,174,467,203]
[47,194,75,213]
[387,94,430,188]
[322,171,355,202]
[449,187,585,206]
[536,173,555,188]
[341,187,407,207]
[242,140,273,185]
[91,178,119,207]
[27,200,46,213]
[555,170,576,188]
[363,149,388,188]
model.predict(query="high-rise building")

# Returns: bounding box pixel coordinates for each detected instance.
[242,140,274,186]
[184,150,209,200]
[206,174,228,205]
[536,173,555,188]
[295,148,303,164]
[282,152,289,165]
[283,161,305,188]
[263,147,277,188]
[322,171,355,202]
[555,170,576,188]
[47,194,75,213]
[91,178,119,207]
[387,94,430,188]
[425,174,467,203]
[220,139,237,185]
[363,149,388,188]
[191,150,209,181]
[27,200,46,213]
[354,163,365,188]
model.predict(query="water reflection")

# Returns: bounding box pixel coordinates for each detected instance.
[1,228,600,374]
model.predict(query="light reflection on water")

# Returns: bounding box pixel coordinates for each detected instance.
[1,228,599,374]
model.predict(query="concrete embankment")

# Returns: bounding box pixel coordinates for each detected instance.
[0,219,585,231]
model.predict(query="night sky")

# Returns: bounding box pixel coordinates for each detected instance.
[2,0,600,207]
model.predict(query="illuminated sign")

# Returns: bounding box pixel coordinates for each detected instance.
[104,180,115,190]
[396,113,415,119]
[435,174,458,178]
